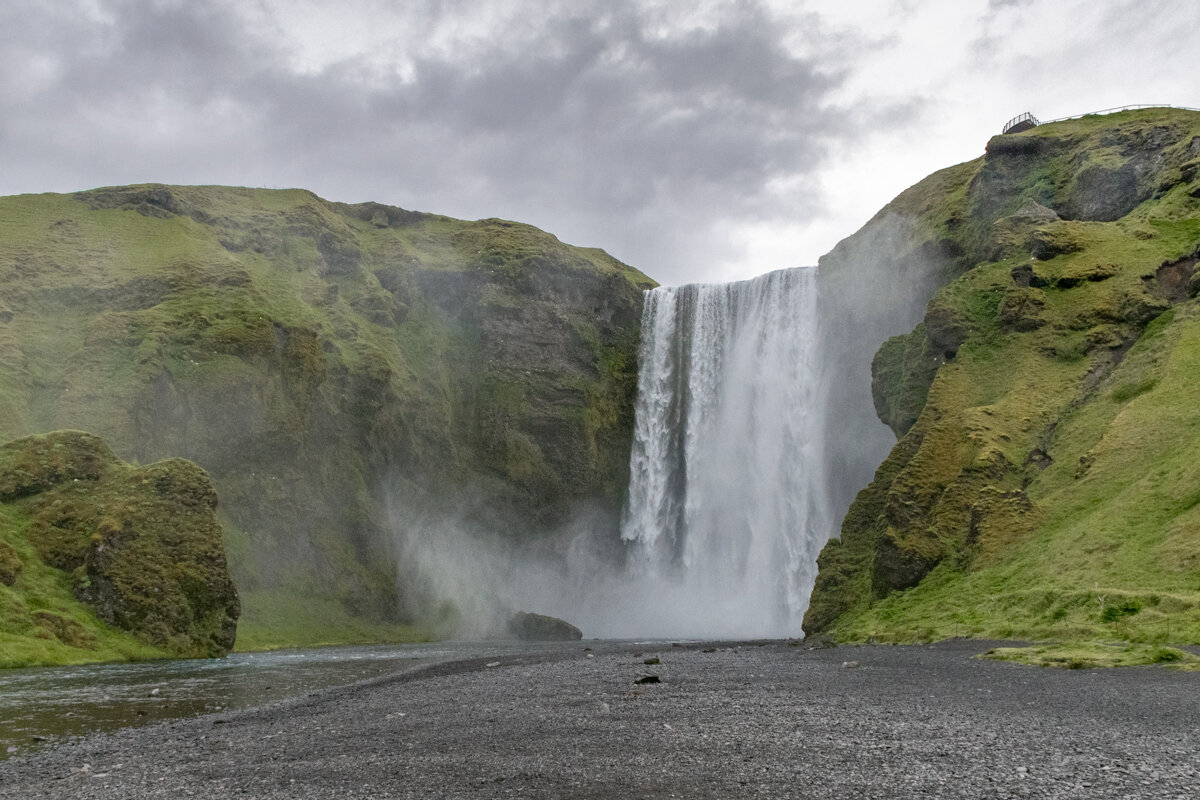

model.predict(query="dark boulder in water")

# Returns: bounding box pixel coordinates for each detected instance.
[507,611,582,641]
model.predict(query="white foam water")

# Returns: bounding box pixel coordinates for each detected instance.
[615,266,831,638]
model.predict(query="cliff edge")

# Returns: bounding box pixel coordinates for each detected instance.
[806,108,1200,647]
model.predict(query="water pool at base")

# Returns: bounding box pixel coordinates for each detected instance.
[0,640,588,759]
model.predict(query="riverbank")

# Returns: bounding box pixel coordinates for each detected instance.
[1,639,1196,798]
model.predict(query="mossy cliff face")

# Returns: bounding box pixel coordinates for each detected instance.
[0,187,653,642]
[807,108,1200,644]
[0,431,238,665]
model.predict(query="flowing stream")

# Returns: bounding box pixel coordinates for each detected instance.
[617,267,831,637]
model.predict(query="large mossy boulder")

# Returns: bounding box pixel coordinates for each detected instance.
[0,431,239,656]
[507,611,582,641]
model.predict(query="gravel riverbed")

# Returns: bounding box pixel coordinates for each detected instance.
[1,639,1196,799]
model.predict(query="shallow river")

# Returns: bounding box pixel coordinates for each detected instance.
[0,641,580,759]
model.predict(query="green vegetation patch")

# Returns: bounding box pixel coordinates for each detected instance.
[984,642,1200,670]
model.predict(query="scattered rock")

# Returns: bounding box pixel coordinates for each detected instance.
[924,298,968,358]
[643,657,660,665]
[507,611,582,641]
[634,675,661,685]
[1011,198,1060,224]
[1010,263,1035,287]
[1028,224,1084,260]
[999,287,1049,332]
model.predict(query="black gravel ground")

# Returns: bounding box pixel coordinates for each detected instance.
[1,639,1196,799]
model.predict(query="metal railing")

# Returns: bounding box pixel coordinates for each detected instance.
[1002,104,1200,134]
[1002,111,1040,134]
[1041,104,1200,124]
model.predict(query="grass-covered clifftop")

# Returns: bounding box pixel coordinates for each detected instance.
[0,430,238,667]
[0,186,654,648]
[806,108,1200,650]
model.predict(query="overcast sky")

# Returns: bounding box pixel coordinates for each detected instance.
[3,0,1198,284]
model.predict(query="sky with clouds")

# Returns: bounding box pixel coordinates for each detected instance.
[2,0,1198,284]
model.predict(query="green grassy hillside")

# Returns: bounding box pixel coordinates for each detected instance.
[806,108,1200,654]
[0,186,653,652]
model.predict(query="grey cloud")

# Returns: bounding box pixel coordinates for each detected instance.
[1,0,882,283]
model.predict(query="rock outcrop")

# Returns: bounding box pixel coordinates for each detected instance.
[0,430,239,658]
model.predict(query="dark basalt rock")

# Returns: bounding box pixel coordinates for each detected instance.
[507,611,582,641]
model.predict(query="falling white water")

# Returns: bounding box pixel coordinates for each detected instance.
[616,266,831,638]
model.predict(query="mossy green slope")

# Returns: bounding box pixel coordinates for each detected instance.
[0,186,654,647]
[807,108,1200,648]
[0,430,238,667]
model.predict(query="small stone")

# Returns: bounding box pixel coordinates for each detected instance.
[643,657,660,665]
[634,675,661,685]
[149,688,160,696]
[841,661,860,669]
[485,661,500,668]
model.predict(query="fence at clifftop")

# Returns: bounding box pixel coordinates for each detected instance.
[1002,104,1200,134]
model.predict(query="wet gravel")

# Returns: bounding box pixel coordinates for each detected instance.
[1,639,1196,799]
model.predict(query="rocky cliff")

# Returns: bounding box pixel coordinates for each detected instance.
[0,186,653,648]
[806,108,1200,646]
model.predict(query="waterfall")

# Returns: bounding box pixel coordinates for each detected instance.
[617,267,831,638]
